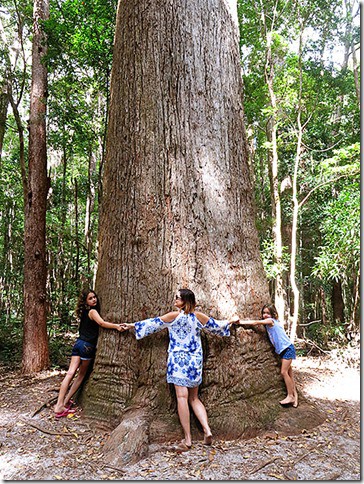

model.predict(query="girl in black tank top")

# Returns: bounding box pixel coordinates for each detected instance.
[54,289,123,418]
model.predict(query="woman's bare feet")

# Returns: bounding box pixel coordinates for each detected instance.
[279,396,295,406]
[171,439,191,452]
[293,389,299,408]
[54,405,66,414]
[203,433,213,445]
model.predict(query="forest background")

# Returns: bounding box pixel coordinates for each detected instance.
[0,0,360,371]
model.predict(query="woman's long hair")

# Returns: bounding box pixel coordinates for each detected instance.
[75,289,100,319]
[179,288,196,314]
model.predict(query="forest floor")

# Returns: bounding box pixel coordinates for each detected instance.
[0,346,360,481]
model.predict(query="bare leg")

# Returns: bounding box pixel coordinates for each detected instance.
[54,356,81,413]
[289,366,298,407]
[279,359,295,405]
[64,359,92,406]
[188,386,212,443]
[174,385,192,447]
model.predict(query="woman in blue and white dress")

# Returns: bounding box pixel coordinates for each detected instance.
[122,288,238,451]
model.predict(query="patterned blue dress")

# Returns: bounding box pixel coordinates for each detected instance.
[134,311,230,388]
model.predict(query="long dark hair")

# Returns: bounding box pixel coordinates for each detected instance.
[75,289,100,319]
[178,288,196,314]
[261,303,278,320]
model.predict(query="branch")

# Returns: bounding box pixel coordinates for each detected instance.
[299,320,321,327]
[301,138,343,153]
[298,172,359,208]
[297,337,330,354]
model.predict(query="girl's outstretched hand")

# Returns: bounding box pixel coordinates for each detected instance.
[120,323,134,331]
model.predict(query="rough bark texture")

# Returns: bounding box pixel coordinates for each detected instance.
[21,0,49,373]
[81,0,323,462]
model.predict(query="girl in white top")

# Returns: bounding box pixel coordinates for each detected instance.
[237,303,298,408]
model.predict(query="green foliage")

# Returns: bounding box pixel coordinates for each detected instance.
[261,239,290,280]
[313,186,359,281]
[307,320,347,347]
[0,0,117,366]
[238,0,360,342]
[0,317,23,366]
[45,0,117,76]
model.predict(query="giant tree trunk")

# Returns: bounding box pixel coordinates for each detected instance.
[21,0,49,373]
[81,0,323,463]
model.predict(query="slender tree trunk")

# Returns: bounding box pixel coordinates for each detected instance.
[58,146,67,323]
[265,32,285,322]
[351,39,360,105]
[22,0,50,373]
[332,279,345,324]
[85,149,96,275]
[80,0,322,465]
[74,178,80,285]
[289,19,304,343]
[0,91,8,165]
[319,286,328,326]
[349,272,360,331]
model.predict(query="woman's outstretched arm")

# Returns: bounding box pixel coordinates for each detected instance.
[237,318,274,326]
[121,311,180,339]
[89,309,123,331]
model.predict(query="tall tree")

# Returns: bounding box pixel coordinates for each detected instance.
[80,0,320,465]
[22,0,50,373]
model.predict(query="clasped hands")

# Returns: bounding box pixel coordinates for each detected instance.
[117,322,134,332]
[229,316,240,325]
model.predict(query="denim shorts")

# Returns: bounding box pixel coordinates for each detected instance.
[280,344,296,360]
[71,338,96,360]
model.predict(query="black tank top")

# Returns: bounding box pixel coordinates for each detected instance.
[79,309,99,345]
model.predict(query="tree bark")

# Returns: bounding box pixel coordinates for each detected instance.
[332,279,345,324]
[81,0,323,462]
[21,0,50,373]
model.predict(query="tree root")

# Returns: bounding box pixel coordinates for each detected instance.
[101,464,127,474]
[102,407,150,466]
[250,457,280,474]
[31,396,57,417]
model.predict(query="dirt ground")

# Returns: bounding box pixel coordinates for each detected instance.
[0,347,360,481]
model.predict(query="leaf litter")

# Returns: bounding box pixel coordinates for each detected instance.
[0,348,360,480]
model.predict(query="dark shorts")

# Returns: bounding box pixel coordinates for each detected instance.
[280,344,296,360]
[71,338,96,360]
